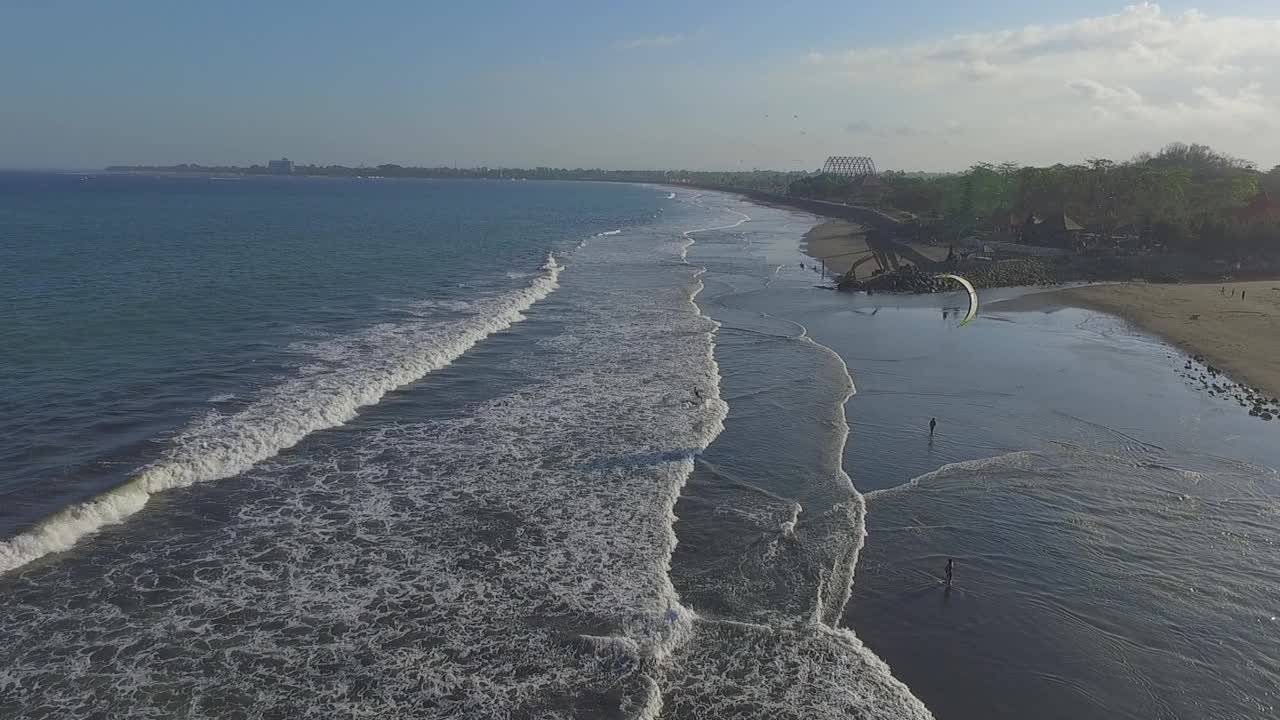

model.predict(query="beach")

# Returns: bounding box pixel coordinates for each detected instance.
[1054,281,1280,397]
[797,211,1280,398]
[709,202,1280,719]
[800,219,948,279]
[5,179,1279,719]
[799,220,868,276]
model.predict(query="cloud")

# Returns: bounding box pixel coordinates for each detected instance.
[791,4,1280,166]
[618,34,683,50]
[845,121,875,134]
[1066,78,1143,105]
[805,4,1280,90]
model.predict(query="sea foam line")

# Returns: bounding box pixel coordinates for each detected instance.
[609,198,741,718]
[0,256,563,575]
[683,190,863,627]
[862,450,1042,502]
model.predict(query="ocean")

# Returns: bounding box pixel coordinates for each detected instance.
[1,173,1277,719]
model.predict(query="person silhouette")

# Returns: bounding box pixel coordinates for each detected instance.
[945,558,954,587]
[929,417,937,436]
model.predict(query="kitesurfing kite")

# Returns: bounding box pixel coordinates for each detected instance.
[936,274,978,326]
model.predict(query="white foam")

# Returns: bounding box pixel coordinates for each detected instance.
[663,620,933,720]
[863,450,1042,502]
[1,213,729,715]
[596,229,623,236]
[0,257,562,574]
[1,192,936,718]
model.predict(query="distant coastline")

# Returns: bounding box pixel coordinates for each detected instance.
[102,163,808,189]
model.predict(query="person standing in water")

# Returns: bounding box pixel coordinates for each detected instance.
[945,558,954,587]
[929,417,937,436]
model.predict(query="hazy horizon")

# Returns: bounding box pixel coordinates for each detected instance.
[6,2,1280,171]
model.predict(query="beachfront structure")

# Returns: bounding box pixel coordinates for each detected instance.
[985,207,1028,241]
[1021,211,1084,249]
[821,156,877,177]
[267,158,295,174]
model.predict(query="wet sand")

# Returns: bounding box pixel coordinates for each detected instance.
[1045,281,1280,397]
[799,220,869,277]
[800,220,948,279]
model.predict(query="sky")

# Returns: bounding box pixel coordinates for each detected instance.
[4,1,1280,171]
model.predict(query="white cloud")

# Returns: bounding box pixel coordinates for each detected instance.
[1066,78,1143,105]
[787,3,1280,167]
[618,34,683,50]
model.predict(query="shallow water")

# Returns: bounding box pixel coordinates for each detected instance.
[4,177,1276,718]
[745,277,1280,719]
[0,181,928,718]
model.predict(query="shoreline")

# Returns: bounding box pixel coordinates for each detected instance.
[776,199,1280,399]
[1036,281,1280,399]
[798,218,948,279]
[743,198,1280,719]
[799,220,868,277]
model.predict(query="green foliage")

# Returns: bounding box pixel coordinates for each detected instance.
[110,143,1278,262]
[787,143,1274,260]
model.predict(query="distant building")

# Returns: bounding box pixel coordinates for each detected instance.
[267,158,295,174]
[1021,211,1084,249]
[985,207,1028,240]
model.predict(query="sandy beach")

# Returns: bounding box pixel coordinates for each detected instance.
[799,220,869,277]
[800,219,948,279]
[1049,281,1280,397]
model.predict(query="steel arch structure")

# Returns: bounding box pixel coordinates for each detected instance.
[820,156,877,177]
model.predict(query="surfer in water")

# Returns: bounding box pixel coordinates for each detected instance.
[929,417,937,436]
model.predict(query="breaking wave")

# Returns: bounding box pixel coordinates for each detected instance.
[863,450,1042,502]
[0,256,563,574]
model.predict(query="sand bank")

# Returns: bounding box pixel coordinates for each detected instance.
[1052,281,1280,397]
[800,220,949,278]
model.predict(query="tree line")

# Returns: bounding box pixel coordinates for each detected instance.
[790,144,1280,261]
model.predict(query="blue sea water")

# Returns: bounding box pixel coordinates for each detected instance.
[3,174,1277,719]
[0,175,926,718]
[1,173,654,541]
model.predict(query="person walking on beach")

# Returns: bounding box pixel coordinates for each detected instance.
[1242,290,1246,301]
[944,558,954,587]
[929,417,937,436]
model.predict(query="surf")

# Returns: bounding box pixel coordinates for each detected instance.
[0,256,562,574]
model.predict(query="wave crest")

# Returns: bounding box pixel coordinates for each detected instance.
[0,256,562,574]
